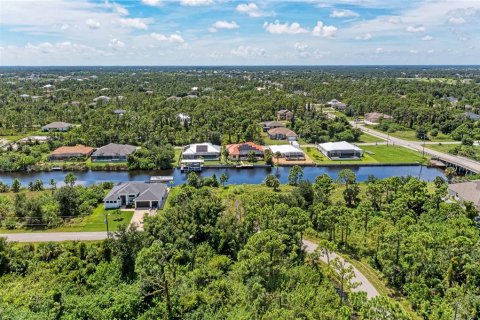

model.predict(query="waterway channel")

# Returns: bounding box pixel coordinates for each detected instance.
[0,165,445,187]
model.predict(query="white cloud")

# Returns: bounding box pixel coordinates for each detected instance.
[209,20,239,32]
[236,3,271,18]
[409,49,419,54]
[109,38,125,50]
[448,17,466,25]
[330,9,359,18]
[231,45,265,57]
[406,25,426,33]
[180,0,213,6]
[427,49,435,54]
[422,35,433,41]
[294,42,308,51]
[85,18,101,29]
[375,47,384,54]
[104,1,129,15]
[118,18,149,30]
[150,33,185,43]
[264,21,308,34]
[141,0,162,6]
[312,21,337,38]
[355,33,372,40]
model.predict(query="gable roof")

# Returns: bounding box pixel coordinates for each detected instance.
[183,143,221,155]
[365,112,392,122]
[448,181,480,207]
[268,127,298,137]
[92,143,137,157]
[261,121,285,127]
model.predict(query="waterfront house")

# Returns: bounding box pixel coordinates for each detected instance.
[91,143,137,162]
[267,127,298,141]
[48,145,94,161]
[260,121,285,132]
[268,144,305,160]
[42,121,73,132]
[318,141,363,160]
[182,143,221,160]
[226,142,264,161]
[276,109,294,121]
[104,182,168,209]
[448,181,480,211]
[364,112,392,125]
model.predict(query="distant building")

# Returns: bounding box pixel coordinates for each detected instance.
[465,112,480,121]
[42,121,73,132]
[268,144,305,160]
[260,121,285,132]
[448,181,480,211]
[182,143,221,160]
[178,113,191,124]
[91,143,137,162]
[364,112,393,125]
[93,96,111,103]
[226,142,264,161]
[267,127,298,141]
[49,145,93,161]
[113,109,126,115]
[327,99,347,110]
[318,141,363,160]
[104,182,168,209]
[17,136,49,144]
[276,109,294,121]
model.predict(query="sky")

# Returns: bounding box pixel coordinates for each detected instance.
[0,0,479,66]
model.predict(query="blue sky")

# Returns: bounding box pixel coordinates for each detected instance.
[0,0,479,65]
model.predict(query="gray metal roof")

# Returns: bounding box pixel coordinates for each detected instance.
[92,143,137,157]
[448,181,480,207]
[42,121,72,129]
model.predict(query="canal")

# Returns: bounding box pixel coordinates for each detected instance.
[0,165,445,187]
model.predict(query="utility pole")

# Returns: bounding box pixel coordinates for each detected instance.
[422,133,426,158]
[105,212,110,238]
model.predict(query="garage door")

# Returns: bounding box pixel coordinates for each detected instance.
[136,201,150,208]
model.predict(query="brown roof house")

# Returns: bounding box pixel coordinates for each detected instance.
[260,121,285,132]
[42,121,73,132]
[226,142,264,161]
[448,181,480,211]
[267,127,298,141]
[276,109,294,121]
[49,145,93,161]
[364,112,392,125]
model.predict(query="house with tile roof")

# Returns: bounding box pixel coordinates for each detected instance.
[267,127,298,141]
[276,109,294,121]
[225,142,264,161]
[48,145,94,161]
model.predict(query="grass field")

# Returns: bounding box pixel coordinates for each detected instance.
[302,145,426,164]
[364,126,454,142]
[358,133,384,143]
[0,205,134,234]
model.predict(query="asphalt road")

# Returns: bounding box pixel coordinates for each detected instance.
[303,239,379,299]
[351,122,480,173]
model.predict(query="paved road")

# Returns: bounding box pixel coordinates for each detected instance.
[302,239,379,299]
[350,122,480,173]
[2,232,108,242]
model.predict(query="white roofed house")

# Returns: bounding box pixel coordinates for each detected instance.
[104,182,169,209]
[318,141,363,160]
[268,144,305,160]
[182,143,221,160]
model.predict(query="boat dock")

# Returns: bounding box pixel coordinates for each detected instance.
[180,159,204,172]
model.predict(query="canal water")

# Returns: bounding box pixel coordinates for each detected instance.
[0,165,444,187]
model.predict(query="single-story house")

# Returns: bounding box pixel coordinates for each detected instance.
[48,145,94,161]
[276,109,294,121]
[465,112,480,121]
[17,136,49,144]
[104,182,168,209]
[42,121,73,132]
[260,121,285,132]
[226,142,264,160]
[448,181,480,211]
[91,143,137,162]
[268,127,298,141]
[182,143,221,160]
[364,113,393,125]
[327,99,347,110]
[318,141,363,160]
[268,144,305,160]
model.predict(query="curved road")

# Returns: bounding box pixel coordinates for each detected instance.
[302,239,379,299]
[351,122,480,173]
[1,233,379,299]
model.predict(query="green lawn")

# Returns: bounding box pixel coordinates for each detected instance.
[0,205,134,234]
[358,133,384,143]
[302,145,426,164]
